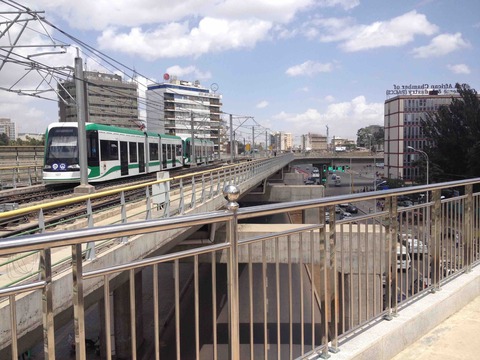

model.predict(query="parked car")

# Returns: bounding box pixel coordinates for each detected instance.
[341,211,352,219]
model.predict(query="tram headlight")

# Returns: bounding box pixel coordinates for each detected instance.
[43,165,52,170]
[67,164,81,170]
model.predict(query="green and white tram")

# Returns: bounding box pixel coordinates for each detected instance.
[43,122,183,184]
[183,137,215,166]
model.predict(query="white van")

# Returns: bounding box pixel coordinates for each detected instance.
[397,243,411,270]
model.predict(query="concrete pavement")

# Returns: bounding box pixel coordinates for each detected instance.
[333,264,480,360]
[391,293,480,360]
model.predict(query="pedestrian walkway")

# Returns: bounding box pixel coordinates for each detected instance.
[391,294,480,360]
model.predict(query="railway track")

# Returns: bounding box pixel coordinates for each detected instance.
[0,160,231,238]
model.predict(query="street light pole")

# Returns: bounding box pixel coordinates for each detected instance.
[407,146,429,202]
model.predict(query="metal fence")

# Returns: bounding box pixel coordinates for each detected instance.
[0,175,479,359]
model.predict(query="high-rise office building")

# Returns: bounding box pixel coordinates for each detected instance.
[146,78,223,153]
[58,71,139,129]
[384,92,465,181]
[0,118,16,140]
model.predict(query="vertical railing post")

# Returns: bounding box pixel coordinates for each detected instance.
[223,184,240,359]
[431,189,442,292]
[72,244,86,360]
[384,196,398,320]
[40,248,55,360]
[464,184,473,272]
[85,198,95,260]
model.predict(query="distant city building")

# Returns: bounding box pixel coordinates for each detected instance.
[17,133,43,141]
[384,92,480,181]
[146,78,223,153]
[331,136,355,148]
[301,133,327,152]
[0,118,16,140]
[272,132,292,152]
[58,71,140,129]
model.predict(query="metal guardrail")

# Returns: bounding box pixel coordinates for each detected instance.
[0,155,292,288]
[0,165,43,188]
[0,172,479,358]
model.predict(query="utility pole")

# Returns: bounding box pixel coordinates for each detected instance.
[74,49,94,194]
[190,112,196,167]
[265,131,268,157]
[252,126,255,158]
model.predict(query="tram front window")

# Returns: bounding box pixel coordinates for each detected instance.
[45,127,79,169]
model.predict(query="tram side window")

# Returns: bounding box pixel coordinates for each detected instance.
[129,142,137,163]
[87,131,99,165]
[100,140,119,161]
[167,144,172,159]
[176,144,182,157]
[150,143,159,161]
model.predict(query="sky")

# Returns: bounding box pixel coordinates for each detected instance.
[0,0,479,144]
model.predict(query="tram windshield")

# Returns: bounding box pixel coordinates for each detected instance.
[45,127,79,163]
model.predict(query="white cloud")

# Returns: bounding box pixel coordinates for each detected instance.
[447,64,471,75]
[98,18,273,59]
[256,100,269,109]
[324,95,335,103]
[341,11,438,52]
[23,0,315,30]
[165,65,212,80]
[412,32,470,58]
[309,11,438,52]
[271,96,383,139]
[317,0,360,11]
[286,60,334,76]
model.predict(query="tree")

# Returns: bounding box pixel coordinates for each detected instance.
[421,83,480,182]
[0,133,9,145]
[356,125,384,149]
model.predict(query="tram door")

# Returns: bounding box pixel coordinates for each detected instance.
[138,143,145,173]
[162,144,167,169]
[120,141,128,176]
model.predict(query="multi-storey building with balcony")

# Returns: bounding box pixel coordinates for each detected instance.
[146,79,223,153]
[58,71,140,129]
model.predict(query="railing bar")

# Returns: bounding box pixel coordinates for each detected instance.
[310,229,315,351]
[129,269,137,360]
[288,234,293,359]
[262,240,268,359]
[9,294,18,360]
[104,274,112,360]
[194,255,200,359]
[275,236,281,359]
[300,232,304,355]
[248,243,254,360]
[211,252,218,360]
[175,260,181,360]
[153,264,160,360]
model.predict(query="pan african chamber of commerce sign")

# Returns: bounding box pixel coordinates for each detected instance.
[385,83,469,96]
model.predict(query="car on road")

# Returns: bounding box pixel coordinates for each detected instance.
[397,243,411,271]
[341,211,352,219]
[339,203,358,214]
[346,204,358,214]
[401,234,428,256]
[304,177,318,185]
